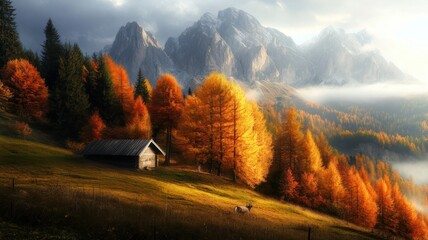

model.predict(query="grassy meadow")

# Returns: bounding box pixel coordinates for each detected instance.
[0,115,379,240]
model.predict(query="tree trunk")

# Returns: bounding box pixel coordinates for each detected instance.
[209,95,214,174]
[233,99,237,182]
[164,125,172,166]
[217,162,222,176]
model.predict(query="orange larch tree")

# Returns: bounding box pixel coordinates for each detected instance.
[192,72,233,174]
[375,177,398,234]
[177,95,210,171]
[280,168,299,202]
[80,112,106,142]
[391,183,419,239]
[150,74,184,165]
[342,167,378,229]
[126,96,151,139]
[315,132,335,167]
[105,55,135,123]
[0,59,48,120]
[300,171,322,208]
[275,108,304,179]
[177,73,272,188]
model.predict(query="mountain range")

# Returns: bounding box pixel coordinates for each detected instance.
[106,7,409,89]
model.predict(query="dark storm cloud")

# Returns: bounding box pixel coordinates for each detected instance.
[13,0,202,54]
[13,0,296,54]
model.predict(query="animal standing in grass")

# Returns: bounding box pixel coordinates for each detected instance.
[234,202,253,214]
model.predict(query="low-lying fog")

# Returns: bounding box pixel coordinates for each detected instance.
[297,82,428,103]
[392,161,428,185]
[296,81,428,185]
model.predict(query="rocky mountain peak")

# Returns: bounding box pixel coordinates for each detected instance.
[116,22,161,48]
[107,8,409,88]
[302,27,405,85]
[109,21,174,85]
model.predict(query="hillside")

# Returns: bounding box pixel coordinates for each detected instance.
[0,117,377,240]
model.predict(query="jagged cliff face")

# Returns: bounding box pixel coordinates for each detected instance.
[301,27,405,85]
[165,13,236,78]
[109,22,175,85]
[165,8,311,86]
[108,8,408,88]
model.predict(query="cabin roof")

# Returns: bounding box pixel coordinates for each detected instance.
[83,139,165,157]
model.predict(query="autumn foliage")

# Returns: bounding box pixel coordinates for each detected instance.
[177,72,272,188]
[1,39,427,238]
[272,107,428,239]
[105,55,135,123]
[80,112,106,143]
[1,59,48,120]
[0,81,12,113]
[150,74,184,165]
[12,121,32,138]
[126,96,151,139]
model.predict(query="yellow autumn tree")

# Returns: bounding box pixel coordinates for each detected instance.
[228,83,255,182]
[177,72,272,188]
[301,129,323,173]
[234,100,273,188]
[177,95,210,171]
[319,161,345,208]
[275,108,304,180]
[246,101,273,187]
[193,72,233,175]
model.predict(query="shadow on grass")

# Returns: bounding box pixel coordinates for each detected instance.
[332,225,377,239]
[144,167,214,185]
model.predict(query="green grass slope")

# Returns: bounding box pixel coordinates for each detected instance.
[0,118,378,239]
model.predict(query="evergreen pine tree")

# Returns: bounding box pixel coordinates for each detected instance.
[23,48,40,70]
[188,87,192,96]
[52,44,90,138]
[0,0,23,67]
[41,18,63,89]
[94,56,120,125]
[83,56,98,111]
[134,68,150,103]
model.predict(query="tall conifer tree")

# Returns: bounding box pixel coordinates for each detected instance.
[41,19,62,89]
[52,44,89,138]
[0,0,23,66]
[94,56,120,125]
[134,68,150,104]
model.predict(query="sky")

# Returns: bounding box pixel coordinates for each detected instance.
[13,0,428,81]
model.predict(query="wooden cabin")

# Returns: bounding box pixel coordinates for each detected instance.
[83,139,165,169]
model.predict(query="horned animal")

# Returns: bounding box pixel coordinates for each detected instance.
[234,202,253,214]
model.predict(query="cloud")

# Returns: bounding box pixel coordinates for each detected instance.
[297,82,428,103]
[12,0,428,80]
[392,160,428,185]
